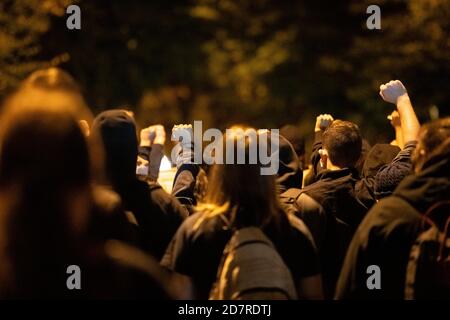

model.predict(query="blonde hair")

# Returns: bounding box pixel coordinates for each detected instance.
[194,126,282,230]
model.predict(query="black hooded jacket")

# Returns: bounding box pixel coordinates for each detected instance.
[355,144,400,209]
[335,149,450,299]
[276,135,303,193]
[92,110,187,260]
[281,166,368,298]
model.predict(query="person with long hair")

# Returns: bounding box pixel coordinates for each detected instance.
[162,126,323,299]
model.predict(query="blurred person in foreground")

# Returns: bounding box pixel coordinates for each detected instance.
[0,83,171,298]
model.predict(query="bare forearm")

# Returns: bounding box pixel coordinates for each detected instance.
[394,126,404,149]
[396,94,420,143]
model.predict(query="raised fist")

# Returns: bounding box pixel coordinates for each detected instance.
[315,114,334,132]
[171,124,194,147]
[140,124,165,147]
[379,80,408,104]
[171,124,195,168]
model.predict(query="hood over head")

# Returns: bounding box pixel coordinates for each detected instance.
[362,144,400,178]
[393,147,450,214]
[92,109,138,187]
[276,134,303,192]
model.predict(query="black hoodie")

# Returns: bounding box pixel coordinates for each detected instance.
[276,134,303,193]
[356,144,400,209]
[335,149,450,299]
[92,110,187,260]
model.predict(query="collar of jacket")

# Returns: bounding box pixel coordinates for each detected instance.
[316,167,359,182]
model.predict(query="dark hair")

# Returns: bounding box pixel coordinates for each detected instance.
[280,125,305,157]
[413,117,450,172]
[322,120,362,168]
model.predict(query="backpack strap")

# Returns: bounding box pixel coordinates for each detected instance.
[147,181,163,192]
[280,188,303,204]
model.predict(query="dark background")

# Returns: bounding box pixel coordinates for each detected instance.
[1,0,449,145]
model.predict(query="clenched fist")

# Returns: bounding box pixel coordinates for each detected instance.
[379,80,408,104]
[315,114,334,132]
[140,124,165,147]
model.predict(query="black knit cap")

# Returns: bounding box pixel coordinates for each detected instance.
[92,109,138,184]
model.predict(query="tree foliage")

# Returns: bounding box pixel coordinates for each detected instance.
[1,0,449,142]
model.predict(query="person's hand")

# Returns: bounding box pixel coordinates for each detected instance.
[171,124,195,168]
[379,80,408,104]
[315,114,334,132]
[388,110,401,128]
[140,124,165,147]
[79,120,90,137]
[171,124,193,147]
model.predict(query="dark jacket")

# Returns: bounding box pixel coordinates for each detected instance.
[374,141,417,199]
[92,110,187,260]
[335,149,450,299]
[276,134,303,193]
[161,210,320,299]
[356,144,401,209]
[281,167,368,298]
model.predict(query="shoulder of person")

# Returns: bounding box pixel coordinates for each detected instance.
[147,181,170,203]
[103,239,174,298]
[357,195,421,242]
[92,184,122,214]
[285,210,317,249]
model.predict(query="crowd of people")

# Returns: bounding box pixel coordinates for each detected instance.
[0,68,448,299]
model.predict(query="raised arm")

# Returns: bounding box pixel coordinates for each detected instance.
[170,124,200,211]
[388,110,404,149]
[380,80,420,143]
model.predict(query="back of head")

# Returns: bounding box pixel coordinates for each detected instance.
[0,104,90,189]
[280,125,305,160]
[21,67,81,93]
[276,133,303,191]
[2,68,91,123]
[322,120,362,168]
[91,109,138,188]
[198,126,281,228]
[413,117,450,173]
[363,144,400,178]
[0,91,92,296]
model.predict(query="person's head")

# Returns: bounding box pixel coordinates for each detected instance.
[0,82,97,296]
[275,133,303,192]
[321,120,362,170]
[3,68,101,173]
[20,67,82,93]
[280,125,305,167]
[196,126,282,229]
[91,109,139,189]
[0,89,93,236]
[362,144,400,179]
[412,117,450,173]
